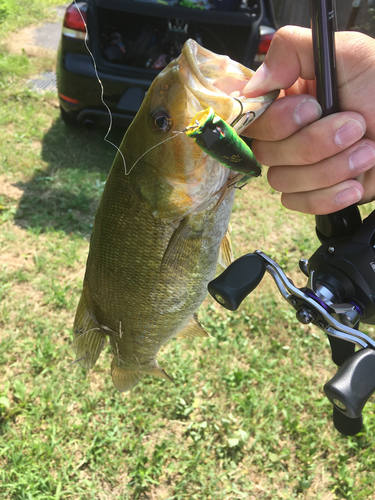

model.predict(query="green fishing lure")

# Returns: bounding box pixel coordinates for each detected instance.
[186,107,262,177]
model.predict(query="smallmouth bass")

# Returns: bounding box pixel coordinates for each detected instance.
[73,40,278,391]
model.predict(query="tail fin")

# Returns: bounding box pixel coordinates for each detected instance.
[111,357,141,392]
[110,358,173,392]
[72,283,106,371]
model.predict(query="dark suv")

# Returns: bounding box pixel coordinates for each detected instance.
[56,0,278,127]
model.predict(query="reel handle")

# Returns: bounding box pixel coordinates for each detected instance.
[208,253,266,311]
[332,406,363,437]
[324,348,375,434]
[328,335,355,367]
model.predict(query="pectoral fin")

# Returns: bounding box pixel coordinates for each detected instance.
[161,218,201,275]
[72,283,107,370]
[176,314,212,339]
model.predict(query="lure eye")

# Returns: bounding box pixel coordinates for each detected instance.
[150,108,173,133]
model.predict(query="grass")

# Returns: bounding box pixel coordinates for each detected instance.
[0,0,59,37]
[2,2,375,499]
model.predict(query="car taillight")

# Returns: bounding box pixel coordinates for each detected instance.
[254,27,276,63]
[63,2,88,40]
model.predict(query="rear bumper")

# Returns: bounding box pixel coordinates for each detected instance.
[57,48,152,124]
[76,108,135,127]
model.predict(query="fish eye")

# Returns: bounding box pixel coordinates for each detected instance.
[150,108,173,133]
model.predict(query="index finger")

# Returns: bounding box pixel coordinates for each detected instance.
[244,26,315,97]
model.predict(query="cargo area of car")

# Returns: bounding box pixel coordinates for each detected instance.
[90,0,263,75]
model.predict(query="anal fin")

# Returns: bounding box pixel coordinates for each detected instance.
[149,365,174,383]
[176,314,212,339]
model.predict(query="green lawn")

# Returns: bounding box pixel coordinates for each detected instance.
[2,2,375,499]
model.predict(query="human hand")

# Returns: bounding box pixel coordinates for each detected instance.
[243,26,375,215]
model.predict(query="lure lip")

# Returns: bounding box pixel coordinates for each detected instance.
[185,108,216,137]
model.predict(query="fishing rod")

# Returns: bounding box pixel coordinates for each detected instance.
[208,0,375,436]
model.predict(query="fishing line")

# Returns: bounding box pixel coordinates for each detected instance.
[72,3,257,181]
[156,353,169,363]
[126,131,185,174]
[66,356,88,368]
[72,3,187,177]
[73,0,127,174]
[126,97,253,174]
[69,326,101,347]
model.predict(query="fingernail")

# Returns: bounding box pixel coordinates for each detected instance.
[335,119,366,147]
[349,144,375,172]
[294,99,322,126]
[244,63,269,94]
[336,186,362,205]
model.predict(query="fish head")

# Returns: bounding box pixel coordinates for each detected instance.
[123,39,278,221]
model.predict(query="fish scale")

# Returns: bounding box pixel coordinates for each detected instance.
[72,39,277,392]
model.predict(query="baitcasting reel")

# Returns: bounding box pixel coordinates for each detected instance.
[208,206,375,436]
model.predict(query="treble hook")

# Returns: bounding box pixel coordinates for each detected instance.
[230,97,256,129]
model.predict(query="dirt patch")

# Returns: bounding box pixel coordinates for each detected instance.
[10,281,45,306]
[140,485,173,500]
[5,25,57,58]
[0,221,49,276]
[0,251,35,271]
[0,175,24,201]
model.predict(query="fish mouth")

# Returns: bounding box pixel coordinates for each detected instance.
[178,39,278,130]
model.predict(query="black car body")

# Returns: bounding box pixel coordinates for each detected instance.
[56,0,278,127]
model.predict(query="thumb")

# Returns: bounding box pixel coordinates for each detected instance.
[244,26,315,97]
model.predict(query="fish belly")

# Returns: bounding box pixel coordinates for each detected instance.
[73,161,235,391]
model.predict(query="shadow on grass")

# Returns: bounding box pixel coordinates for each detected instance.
[14,117,126,236]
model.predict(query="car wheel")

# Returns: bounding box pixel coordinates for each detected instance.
[60,106,77,125]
